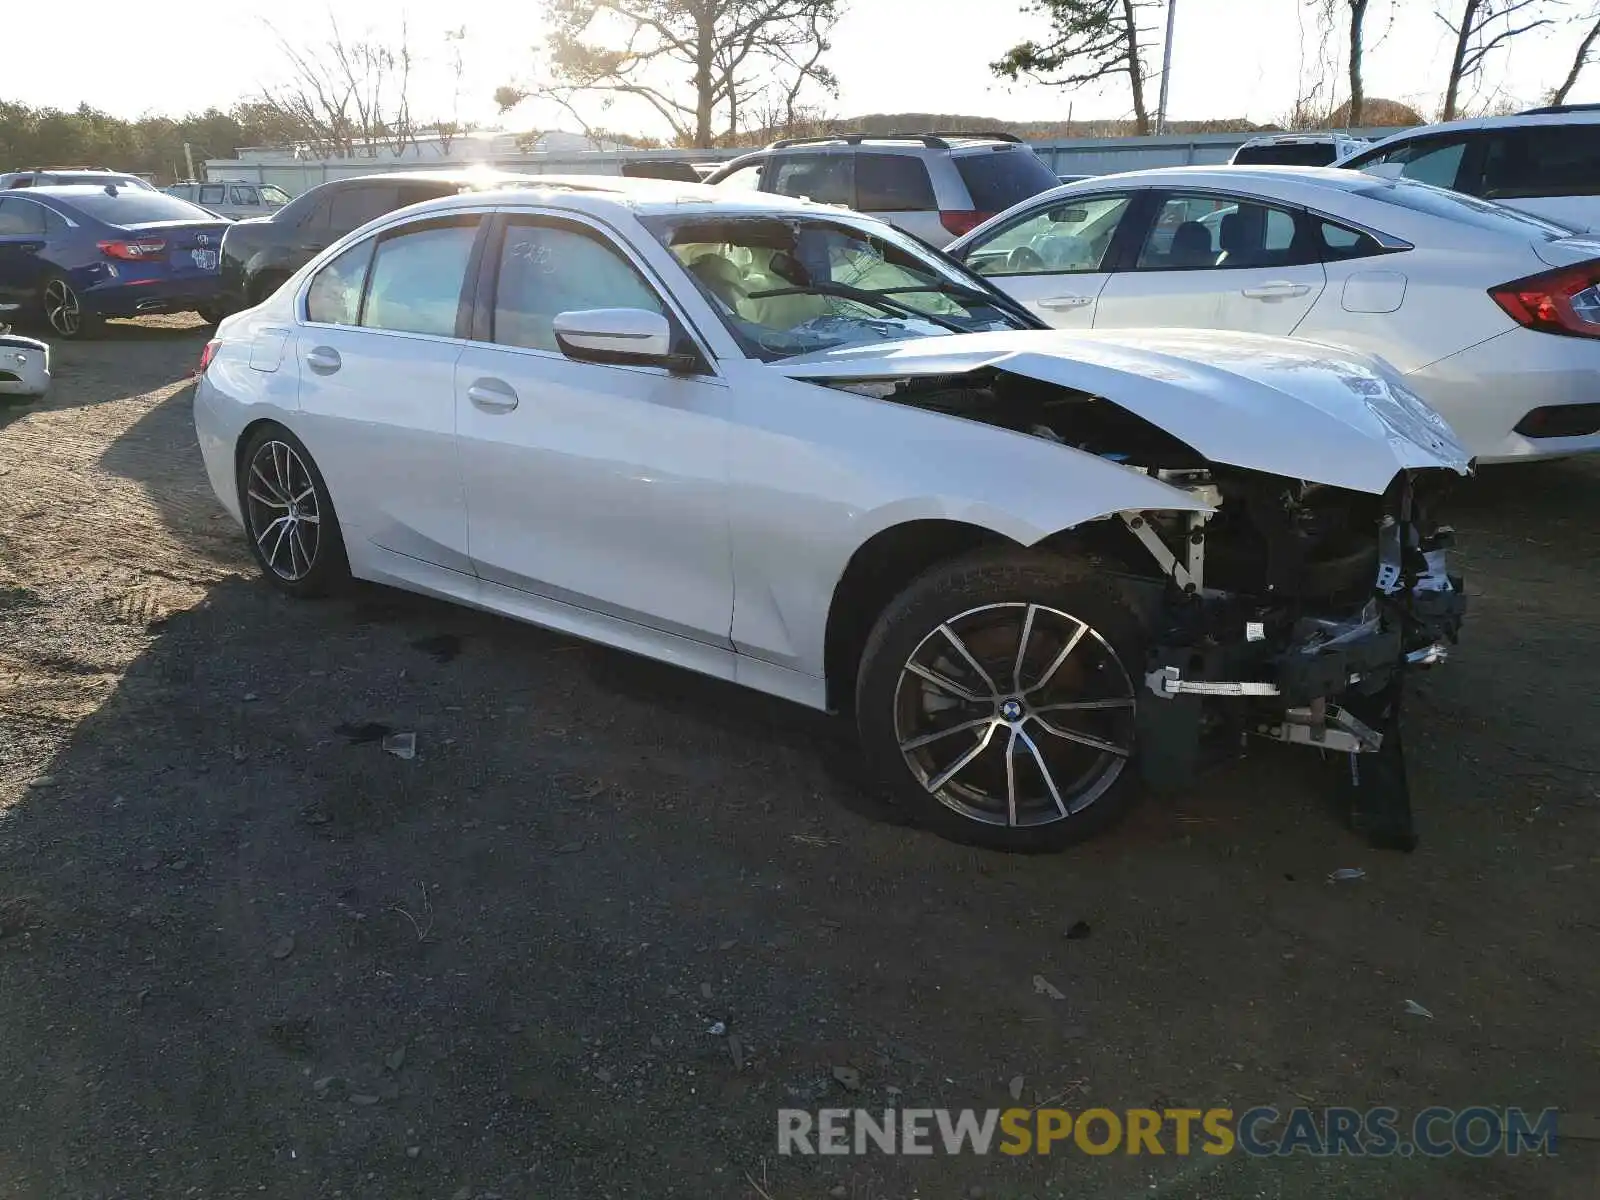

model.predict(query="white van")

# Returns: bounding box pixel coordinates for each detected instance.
[163,180,292,221]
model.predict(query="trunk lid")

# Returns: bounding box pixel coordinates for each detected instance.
[124,219,229,279]
[1532,233,1600,268]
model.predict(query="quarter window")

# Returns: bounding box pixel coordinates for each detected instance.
[964,194,1131,276]
[856,155,936,212]
[491,222,665,353]
[361,219,479,337]
[304,240,374,326]
[1317,219,1387,261]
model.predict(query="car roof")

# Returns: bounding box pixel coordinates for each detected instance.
[1356,107,1600,152]
[313,169,550,189]
[387,174,828,222]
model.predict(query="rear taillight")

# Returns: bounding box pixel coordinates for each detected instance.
[939,210,994,238]
[99,238,167,261]
[1490,259,1600,338]
[197,339,221,375]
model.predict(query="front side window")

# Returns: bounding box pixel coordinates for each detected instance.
[769,154,854,206]
[1317,219,1389,261]
[261,185,293,205]
[964,194,1131,276]
[491,222,665,352]
[856,155,936,212]
[0,197,47,236]
[1136,193,1302,270]
[644,214,1031,360]
[199,185,225,205]
[361,219,479,337]
[304,239,375,325]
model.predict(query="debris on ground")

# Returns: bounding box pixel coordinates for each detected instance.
[1033,975,1066,1001]
[334,721,393,744]
[728,1033,745,1069]
[1064,920,1092,940]
[349,1092,382,1106]
[831,1065,862,1092]
[1404,999,1435,1019]
[386,1047,406,1071]
[270,935,295,960]
[1008,1075,1024,1100]
[707,1021,727,1036]
[1328,867,1367,882]
[382,732,417,760]
[411,634,463,663]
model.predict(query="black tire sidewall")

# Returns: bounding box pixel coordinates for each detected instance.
[237,424,350,598]
[855,548,1147,853]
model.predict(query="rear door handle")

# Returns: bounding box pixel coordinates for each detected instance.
[1241,282,1312,300]
[305,346,341,374]
[1037,295,1094,311]
[466,378,519,413]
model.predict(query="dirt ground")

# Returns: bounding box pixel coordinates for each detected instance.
[0,318,1597,1200]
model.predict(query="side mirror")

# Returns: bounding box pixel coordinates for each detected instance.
[552,308,687,370]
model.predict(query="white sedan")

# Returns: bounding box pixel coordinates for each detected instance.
[948,165,1600,462]
[195,180,1468,853]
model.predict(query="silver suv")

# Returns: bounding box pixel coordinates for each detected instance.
[165,180,293,221]
[704,131,1060,246]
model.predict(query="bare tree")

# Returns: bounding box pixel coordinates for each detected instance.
[433,26,471,155]
[501,0,843,148]
[993,0,1161,135]
[1439,0,1555,120]
[256,14,421,158]
[1551,8,1600,103]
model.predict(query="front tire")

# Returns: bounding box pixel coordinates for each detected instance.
[238,425,350,598]
[856,549,1145,852]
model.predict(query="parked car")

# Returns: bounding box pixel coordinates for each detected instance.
[948,165,1600,462]
[702,132,1061,245]
[1230,132,1372,167]
[216,170,546,314]
[1336,106,1600,229]
[1,167,155,191]
[165,180,292,221]
[0,330,49,398]
[195,179,1468,853]
[0,186,229,337]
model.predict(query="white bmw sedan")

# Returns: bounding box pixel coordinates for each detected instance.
[195,180,1469,852]
[948,166,1600,463]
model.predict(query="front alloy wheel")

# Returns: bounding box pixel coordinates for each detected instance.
[856,549,1146,851]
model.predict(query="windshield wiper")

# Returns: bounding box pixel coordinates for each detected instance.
[744,281,972,334]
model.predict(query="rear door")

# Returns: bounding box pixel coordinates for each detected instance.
[0,197,52,310]
[293,213,483,573]
[855,153,944,246]
[956,191,1140,328]
[1094,190,1326,335]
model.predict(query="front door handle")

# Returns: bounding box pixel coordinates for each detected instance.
[1037,295,1094,311]
[305,346,341,374]
[1241,281,1312,301]
[466,378,519,413]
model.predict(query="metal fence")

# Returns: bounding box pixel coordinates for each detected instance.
[204,129,1405,197]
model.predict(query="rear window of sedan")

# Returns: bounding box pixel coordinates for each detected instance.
[955,148,1061,211]
[50,189,216,225]
[1352,178,1570,239]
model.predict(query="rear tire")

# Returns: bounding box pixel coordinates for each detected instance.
[197,303,227,326]
[855,548,1146,852]
[39,276,100,340]
[237,424,350,598]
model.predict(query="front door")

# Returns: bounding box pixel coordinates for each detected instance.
[454,214,734,647]
[957,192,1137,328]
[1094,191,1326,335]
[292,213,482,572]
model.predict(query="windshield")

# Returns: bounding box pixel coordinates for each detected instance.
[261,185,292,205]
[1352,178,1572,239]
[642,213,1034,360]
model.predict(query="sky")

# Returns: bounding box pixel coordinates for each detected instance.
[2,0,1595,136]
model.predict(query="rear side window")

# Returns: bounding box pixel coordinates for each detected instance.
[0,197,47,235]
[954,149,1060,211]
[856,155,936,212]
[328,185,401,232]
[361,218,479,337]
[491,221,665,352]
[199,185,226,205]
[305,239,375,325]
[1477,126,1600,199]
[57,190,215,224]
[769,154,853,206]
[1231,143,1338,167]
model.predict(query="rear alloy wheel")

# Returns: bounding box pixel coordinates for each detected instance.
[41,277,98,340]
[856,550,1144,852]
[239,425,349,597]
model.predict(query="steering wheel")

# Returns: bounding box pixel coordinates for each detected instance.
[1006,245,1046,273]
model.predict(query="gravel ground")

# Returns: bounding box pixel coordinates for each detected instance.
[0,318,1597,1200]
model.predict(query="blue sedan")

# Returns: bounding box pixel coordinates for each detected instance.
[0,185,231,338]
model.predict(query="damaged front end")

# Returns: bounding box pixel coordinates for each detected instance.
[1111,465,1465,852]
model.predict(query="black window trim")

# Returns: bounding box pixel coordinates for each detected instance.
[958,188,1144,277]
[467,208,717,378]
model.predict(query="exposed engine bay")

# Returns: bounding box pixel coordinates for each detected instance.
[827,367,1470,850]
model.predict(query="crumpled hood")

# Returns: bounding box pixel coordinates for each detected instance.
[774,327,1472,494]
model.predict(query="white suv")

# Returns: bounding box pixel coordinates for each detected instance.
[704,131,1061,246]
[1229,132,1371,166]
[1337,105,1600,229]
